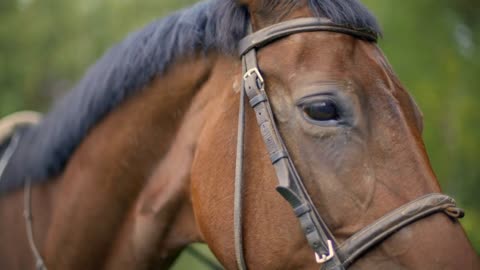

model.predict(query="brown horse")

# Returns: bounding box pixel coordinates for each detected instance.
[0,0,478,269]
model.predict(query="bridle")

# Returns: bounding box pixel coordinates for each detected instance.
[233,17,464,270]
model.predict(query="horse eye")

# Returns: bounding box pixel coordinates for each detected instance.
[303,100,339,121]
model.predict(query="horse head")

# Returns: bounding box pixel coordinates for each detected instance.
[191,1,478,269]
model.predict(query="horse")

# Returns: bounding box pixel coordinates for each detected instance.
[0,0,478,269]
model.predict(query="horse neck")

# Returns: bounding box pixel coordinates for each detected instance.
[26,53,217,269]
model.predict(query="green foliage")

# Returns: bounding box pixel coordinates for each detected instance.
[363,0,480,251]
[171,244,222,270]
[0,0,197,115]
[0,0,478,265]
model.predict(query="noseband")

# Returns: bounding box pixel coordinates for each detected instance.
[234,18,464,270]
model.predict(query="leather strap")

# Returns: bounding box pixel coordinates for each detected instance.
[24,179,48,270]
[239,18,377,56]
[337,193,464,268]
[234,56,248,270]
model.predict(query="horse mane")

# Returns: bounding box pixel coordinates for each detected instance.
[0,0,380,193]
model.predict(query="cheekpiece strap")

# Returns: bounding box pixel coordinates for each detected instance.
[241,43,345,270]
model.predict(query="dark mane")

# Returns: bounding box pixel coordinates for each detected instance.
[0,0,380,193]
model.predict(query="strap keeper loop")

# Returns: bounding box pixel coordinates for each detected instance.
[445,206,465,219]
[249,93,267,108]
[294,203,311,217]
[270,150,288,164]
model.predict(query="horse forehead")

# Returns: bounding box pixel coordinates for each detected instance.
[259,33,360,73]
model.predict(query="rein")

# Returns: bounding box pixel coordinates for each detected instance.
[234,17,464,270]
[0,132,47,270]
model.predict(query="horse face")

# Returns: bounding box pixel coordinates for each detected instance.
[257,32,435,235]
[191,2,476,269]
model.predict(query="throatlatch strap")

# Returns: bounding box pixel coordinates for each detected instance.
[233,53,248,270]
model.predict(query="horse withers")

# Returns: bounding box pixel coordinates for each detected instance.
[0,0,478,269]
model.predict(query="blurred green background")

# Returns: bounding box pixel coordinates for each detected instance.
[0,0,478,268]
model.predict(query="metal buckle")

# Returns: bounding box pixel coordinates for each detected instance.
[243,68,264,84]
[315,240,335,264]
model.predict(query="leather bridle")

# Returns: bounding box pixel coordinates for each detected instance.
[233,17,464,270]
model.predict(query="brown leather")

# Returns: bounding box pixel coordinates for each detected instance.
[337,193,464,268]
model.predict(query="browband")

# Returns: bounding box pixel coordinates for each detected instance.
[238,17,378,56]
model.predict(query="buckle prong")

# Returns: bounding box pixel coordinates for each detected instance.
[243,68,264,84]
[315,240,335,264]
